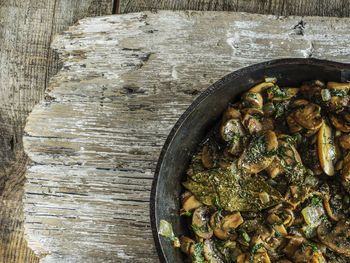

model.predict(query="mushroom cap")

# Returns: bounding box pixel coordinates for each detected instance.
[238,130,277,174]
[192,207,213,239]
[293,103,323,130]
[201,143,217,169]
[241,92,264,109]
[220,119,245,142]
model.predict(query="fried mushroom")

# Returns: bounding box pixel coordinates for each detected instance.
[317,219,350,257]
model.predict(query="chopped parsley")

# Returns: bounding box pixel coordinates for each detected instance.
[249,243,263,262]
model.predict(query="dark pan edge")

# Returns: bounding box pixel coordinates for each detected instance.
[150,57,350,263]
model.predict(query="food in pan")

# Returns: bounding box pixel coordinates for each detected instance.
[176,78,350,262]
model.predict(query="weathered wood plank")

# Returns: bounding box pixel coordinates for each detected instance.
[119,0,350,17]
[23,11,350,262]
[0,1,112,262]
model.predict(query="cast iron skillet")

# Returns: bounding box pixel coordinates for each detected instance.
[150,58,350,263]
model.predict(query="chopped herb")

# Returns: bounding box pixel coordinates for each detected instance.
[192,224,207,234]
[311,197,322,207]
[192,242,205,263]
[330,89,347,98]
[319,214,328,221]
[185,211,192,216]
[238,229,251,243]
[239,191,252,199]
[249,243,263,262]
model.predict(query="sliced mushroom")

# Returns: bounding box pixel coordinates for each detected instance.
[318,122,336,176]
[238,130,278,174]
[267,86,299,101]
[323,195,339,221]
[326,95,349,112]
[317,219,350,256]
[192,207,213,239]
[203,239,225,263]
[241,92,263,109]
[221,119,244,141]
[180,194,203,215]
[293,103,323,130]
[222,106,241,123]
[327,81,350,92]
[265,156,284,178]
[179,236,195,255]
[286,115,303,133]
[266,213,287,236]
[330,114,350,133]
[339,133,350,149]
[292,245,326,263]
[220,119,246,155]
[277,260,292,263]
[210,212,243,240]
[249,82,275,93]
[201,143,217,169]
[242,114,263,134]
[282,236,305,258]
[300,83,321,100]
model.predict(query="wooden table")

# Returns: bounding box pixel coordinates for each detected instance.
[1,1,350,262]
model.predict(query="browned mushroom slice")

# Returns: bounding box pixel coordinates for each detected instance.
[292,244,326,263]
[220,119,245,141]
[179,236,195,255]
[265,156,283,179]
[277,260,292,263]
[242,114,263,134]
[241,92,263,109]
[192,207,213,239]
[180,194,203,215]
[266,213,287,236]
[317,219,350,257]
[282,236,305,258]
[326,95,349,112]
[238,130,278,174]
[286,114,303,133]
[201,143,217,169]
[293,103,323,130]
[300,83,322,100]
[249,82,275,93]
[203,240,225,263]
[267,86,299,101]
[318,122,336,176]
[222,105,241,123]
[339,133,350,149]
[327,81,350,92]
[210,212,243,240]
[330,114,350,132]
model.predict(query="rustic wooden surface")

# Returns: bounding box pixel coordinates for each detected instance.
[118,0,350,17]
[0,1,112,262]
[23,11,350,262]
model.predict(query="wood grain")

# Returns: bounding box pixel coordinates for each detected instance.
[119,0,350,17]
[0,1,112,262]
[23,11,350,262]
